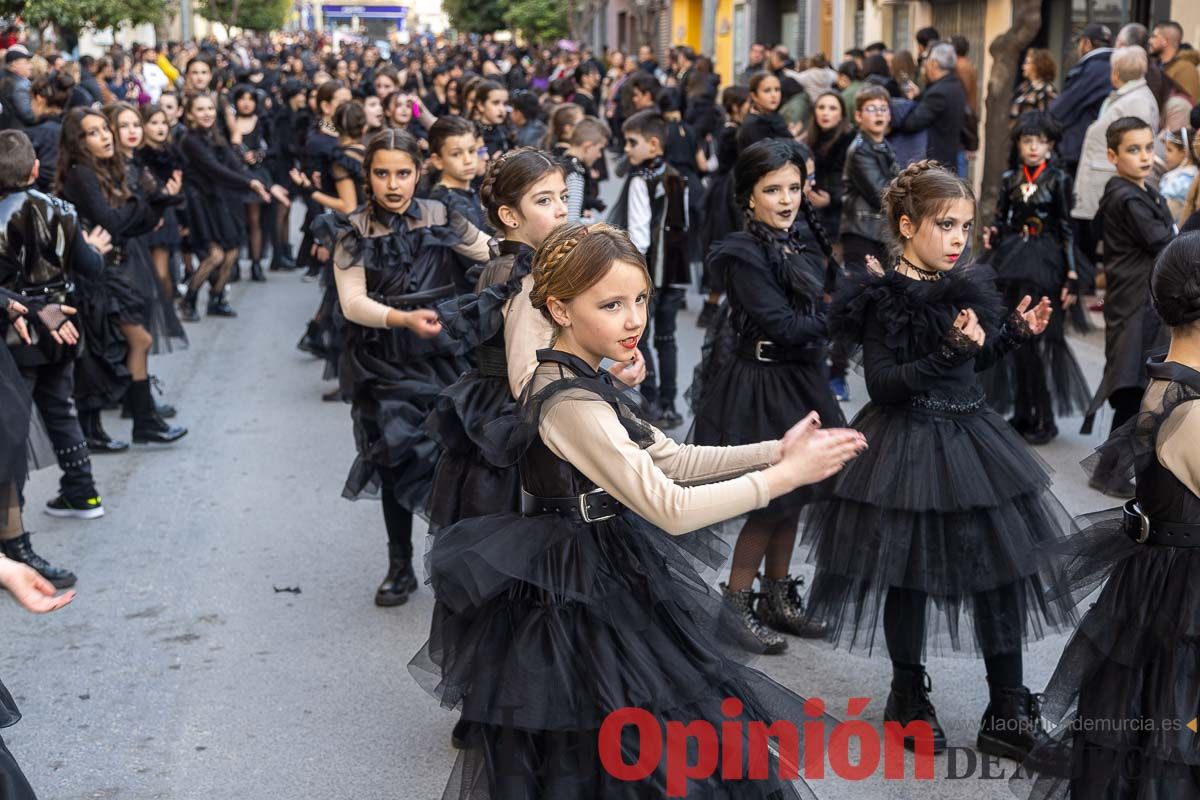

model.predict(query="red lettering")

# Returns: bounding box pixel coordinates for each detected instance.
[665,720,719,797]
[748,721,800,780]
[599,707,661,782]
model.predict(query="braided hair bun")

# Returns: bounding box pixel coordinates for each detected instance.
[530,222,649,323]
[1152,232,1200,328]
[880,160,974,257]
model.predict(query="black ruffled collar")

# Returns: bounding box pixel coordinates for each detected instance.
[498,239,534,258]
[631,157,666,181]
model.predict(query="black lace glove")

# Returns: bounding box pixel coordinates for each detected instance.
[1000,309,1036,344]
[36,303,71,334]
[937,324,981,365]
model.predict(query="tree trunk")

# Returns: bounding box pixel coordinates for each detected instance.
[980,0,1042,225]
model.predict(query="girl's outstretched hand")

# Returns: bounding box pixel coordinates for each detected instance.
[772,417,867,488]
[0,558,74,613]
[397,308,442,338]
[1016,294,1053,335]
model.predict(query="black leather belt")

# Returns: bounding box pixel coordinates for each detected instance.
[370,284,457,310]
[1123,500,1200,547]
[476,344,508,378]
[521,488,622,523]
[735,340,826,364]
[15,281,74,300]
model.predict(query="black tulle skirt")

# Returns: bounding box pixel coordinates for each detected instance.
[690,335,843,515]
[424,370,521,529]
[1014,510,1200,799]
[799,400,1079,657]
[410,509,829,799]
[184,185,245,252]
[0,678,34,800]
[341,332,473,515]
[146,204,182,250]
[979,276,1091,420]
[126,237,187,355]
[73,268,131,411]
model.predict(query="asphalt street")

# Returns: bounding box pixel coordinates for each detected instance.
[3,185,1124,800]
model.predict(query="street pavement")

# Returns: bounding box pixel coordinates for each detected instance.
[3,186,1124,799]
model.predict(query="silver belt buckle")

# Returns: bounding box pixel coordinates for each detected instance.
[1129,500,1151,544]
[579,488,615,523]
[754,340,778,363]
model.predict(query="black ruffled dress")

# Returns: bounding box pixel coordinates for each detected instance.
[410,349,832,799]
[799,266,1078,657]
[424,240,533,529]
[179,129,252,253]
[135,144,184,251]
[333,199,480,514]
[126,162,187,354]
[1015,358,1200,799]
[979,166,1091,426]
[690,222,843,515]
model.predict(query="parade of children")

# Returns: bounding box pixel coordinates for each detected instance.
[3,23,1200,800]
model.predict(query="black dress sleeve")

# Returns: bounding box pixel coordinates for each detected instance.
[845,142,888,212]
[1052,170,1078,278]
[180,133,255,192]
[66,165,164,240]
[724,248,828,346]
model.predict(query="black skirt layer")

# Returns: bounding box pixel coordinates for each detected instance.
[690,341,843,515]
[73,267,131,411]
[341,332,472,515]
[146,204,182,250]
[799,400,1079,658]
[411,510,827,800]
[979,277,1091,418]
[183,185,245,252]
[127,237,187,354]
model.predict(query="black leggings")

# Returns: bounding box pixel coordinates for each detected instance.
[380,473,414,559]
[884,586,1023,688]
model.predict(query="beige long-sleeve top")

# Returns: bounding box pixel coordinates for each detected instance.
[504,273,555,398]
[333,199,491,329]
[539,393,780,535]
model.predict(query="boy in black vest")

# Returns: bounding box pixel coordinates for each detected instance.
[609,110,689,429]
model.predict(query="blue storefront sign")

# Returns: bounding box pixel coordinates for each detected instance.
[322,4,408,19]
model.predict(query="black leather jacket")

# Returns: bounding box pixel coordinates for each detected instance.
[0,187,102,294]
[991,165,1077,276]
[839,133,898,242]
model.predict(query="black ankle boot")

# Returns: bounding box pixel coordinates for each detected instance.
[207,293,238,317]
[296,321,327,358]
[79,408,129,453]
[270,246,296,271]
[721,583,787,654]
[884,665,948,753]
[375,545,418,607]
[130,379,187,445]
[755,574,828,638]
[179,289,200,322]
[250,261,266,282]
[121,377,176,420]
[2,533,77,589]
[977,683,1050,762]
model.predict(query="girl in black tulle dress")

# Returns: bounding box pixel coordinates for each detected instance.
[691,139,842,654]
[981,112,1091,445]
[232,86,275,282]
[410,222,867,799]
[424,147,569,531]
[800,161,1076,761]
[327,130,490,607]
[1015,232,1200,800]
[58,108,188,449]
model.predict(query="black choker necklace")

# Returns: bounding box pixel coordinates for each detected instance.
[899,256,942,281]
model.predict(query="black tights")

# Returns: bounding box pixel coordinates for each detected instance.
[381,479,414,559]
[727,508,800,591]
[884,586,1023,689]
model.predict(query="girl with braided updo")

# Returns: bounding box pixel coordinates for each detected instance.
[326,128,491,608]
[411,221,865,799]
[1016,232,1200,799]
[690,138,843,654]
[801,160,1076,763]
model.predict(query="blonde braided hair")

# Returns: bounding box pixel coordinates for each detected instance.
[530,223,650,323]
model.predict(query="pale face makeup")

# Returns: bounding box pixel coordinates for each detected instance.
[900,197,975,272]
[750,163,804,230]
[498,172,569,248]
